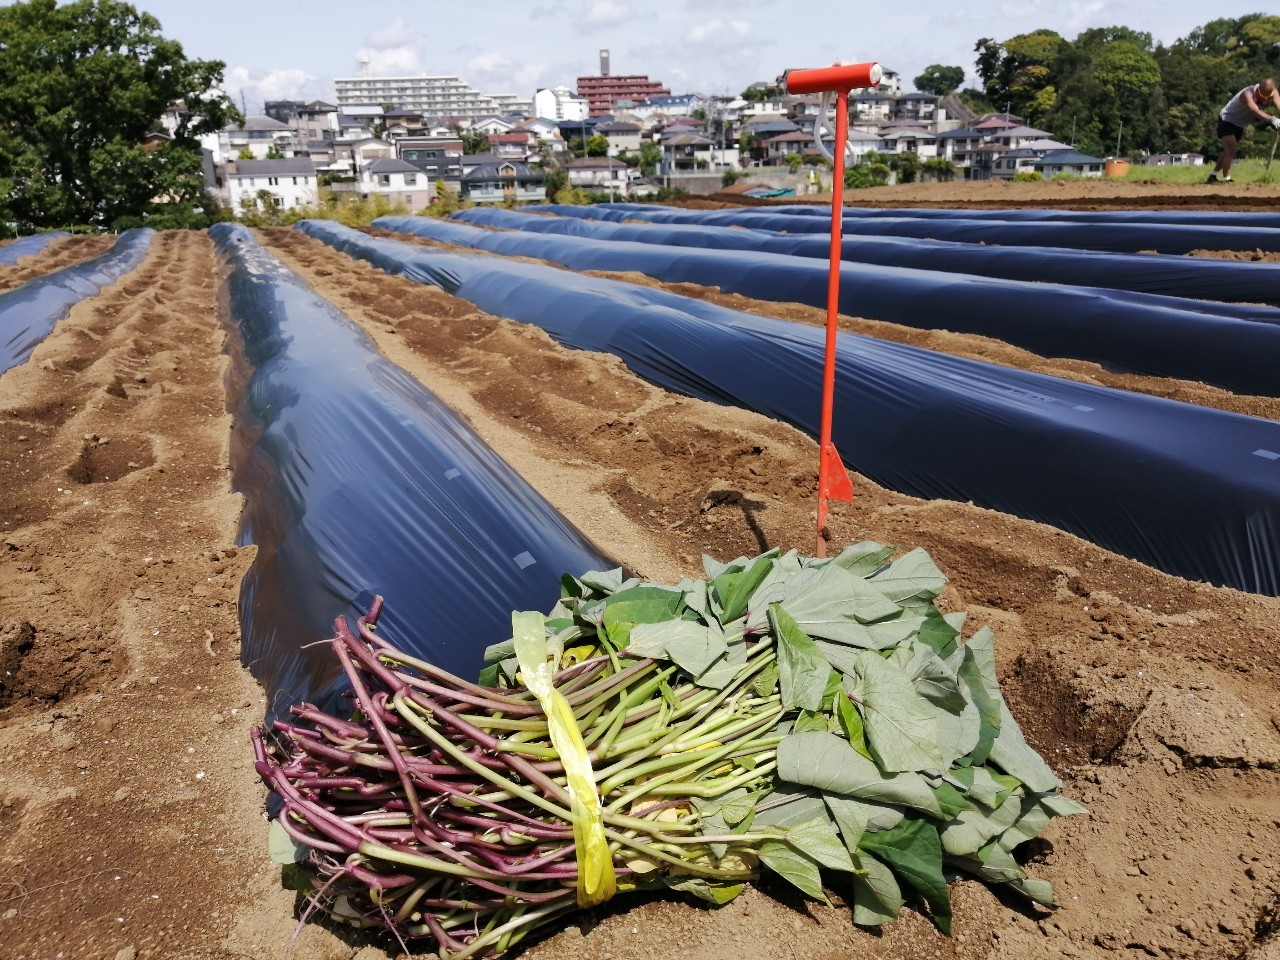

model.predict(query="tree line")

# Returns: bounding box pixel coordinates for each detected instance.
[913,13,1280,159]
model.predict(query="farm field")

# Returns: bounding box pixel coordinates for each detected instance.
[1,183,1279,960]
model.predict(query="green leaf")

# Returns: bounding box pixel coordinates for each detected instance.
[628,619,727,677]
[829,541,896,577]
[769,604,831,712]
[890,640,966,712]
[602,585,686,627]
[579,567,626,595]
[834,691,873,759]
[851,852,903,926]
[850,652,946,774]
[665,876,745,904]
[812,615,926,651]
[267,818,309,864]
[786,813,856,872]
[916,609,961,658]
[868,547,947,603]
[713,551,777,623]
[948,841,1056,906]
[860,819,952,934]
[753,661,779,699]
[781,565,904,633]
[939,790,1023,857]
[483,638,515,663]
[950,628,1002,765]
[823,793,908,854]
[693,635,747,690]
[987,700,1061,793]
[776,732,942,817]
[759,839,830,905]
[794,709,830,734]
[931,781,969,819]
[475,662,501,686]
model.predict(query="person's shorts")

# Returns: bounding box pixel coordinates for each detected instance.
[1217,117,1245,139]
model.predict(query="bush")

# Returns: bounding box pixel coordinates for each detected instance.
[1012,171,1043,182]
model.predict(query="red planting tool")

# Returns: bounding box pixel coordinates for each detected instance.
[781,60,882,556]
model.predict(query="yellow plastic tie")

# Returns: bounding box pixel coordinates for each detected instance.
[511,610,617,907]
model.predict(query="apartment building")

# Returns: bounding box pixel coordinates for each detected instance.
[334,75,529,119]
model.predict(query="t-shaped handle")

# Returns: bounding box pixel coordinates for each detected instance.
[782,62,882,95]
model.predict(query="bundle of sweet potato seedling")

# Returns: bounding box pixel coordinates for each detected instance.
[254,543,1083,959]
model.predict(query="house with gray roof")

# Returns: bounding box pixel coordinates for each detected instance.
[225,157,317,213]
[1032,150,1105,178]
[460,160,545,205]
[361,157,433,211]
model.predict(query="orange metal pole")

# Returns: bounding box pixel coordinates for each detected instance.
[814,87,849,558]
[783,61,879,557]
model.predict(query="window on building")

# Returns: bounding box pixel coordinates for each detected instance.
[292,177,298,185]
[268,176,279,185]
[404,173,416,186]
[380,174,391,185]
[272,196,284,207]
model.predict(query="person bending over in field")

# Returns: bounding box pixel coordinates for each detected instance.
[1208,78,1280,183]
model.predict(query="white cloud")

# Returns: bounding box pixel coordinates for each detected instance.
[222,66,318,112]
[356,18,426,76]
[1067,0,1108,31]
[998,1,1043,18]
[583,1,632,26]
[687,19,751,45]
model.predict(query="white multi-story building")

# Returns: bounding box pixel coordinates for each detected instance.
[533,86,589,121]
[334,75,528,118]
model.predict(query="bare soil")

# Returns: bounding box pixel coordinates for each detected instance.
[2,184,1279,960]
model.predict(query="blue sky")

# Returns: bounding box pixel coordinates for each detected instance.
[134,0,1272,113]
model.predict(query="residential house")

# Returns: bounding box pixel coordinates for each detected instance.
[563,156,635,197]
[879,127,939,158]
[893,93,940,123]
[988,147,1044,178]
[935,128,986,174]
[1032,149,1105,178]
[460,160,545,204]
[596,120,642,156]
[215,116,293,163]
[337,114,377,141]
[397,136,464,190]
[985,124,1055,148]
[333,137,393,176]
[626,93,706,123]
[761,130,813,166]
[302,140,339,170]
[359,158,434,211]
[658,133,717,173]
[487,132,534,160]
[467,116,515,137]
[226,158,317,213]
[850,90,893,122]
[1145,152,1205,167]
[293,101,339,147]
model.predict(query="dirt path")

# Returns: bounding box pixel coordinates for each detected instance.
[0,224,1278,960]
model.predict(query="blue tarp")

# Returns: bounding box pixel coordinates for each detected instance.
[299,219,1280,596]
[0,229,153,375]
[776,204,1280,230]
[210,223,612,714]
[454,206,1280,307]
[377,214,1280,396]
[540,202,1280,255]
[0,232,70,265]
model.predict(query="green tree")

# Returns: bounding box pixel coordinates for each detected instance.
[784,152,804,171]
[237,147,255,160]
[0,0,238,231]
[458,129,491,155]
[585,133,610,157]
[637,141,661,176]
[913,65,965,96]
